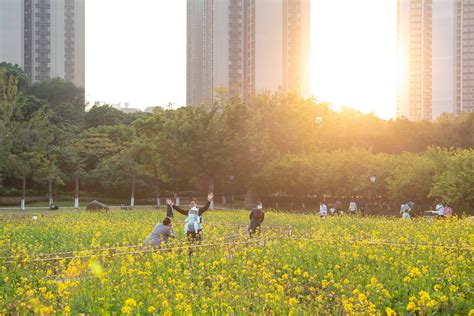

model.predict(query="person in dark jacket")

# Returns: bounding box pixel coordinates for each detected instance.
[248,202,265,236]
[166,192,214,242]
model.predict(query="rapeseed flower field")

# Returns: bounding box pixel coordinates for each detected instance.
[0,210,472,314]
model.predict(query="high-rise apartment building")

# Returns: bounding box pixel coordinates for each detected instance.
[187,0,310,106]
[398,0,474,120]
[0,0,85,88]
[454,0,474,113]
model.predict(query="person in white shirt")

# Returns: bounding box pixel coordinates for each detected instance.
[319,202,328,218]
[400,202,411,220]
[348,201,357,214]
[435,203,445,217]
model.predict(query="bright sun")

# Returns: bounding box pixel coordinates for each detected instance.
[86,0,398,119]
[310,0,398,119]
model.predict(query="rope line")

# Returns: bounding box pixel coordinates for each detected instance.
[0,224,290,260]
[3,225,472,265]
[286,236,473,251]
[3,236,278,264]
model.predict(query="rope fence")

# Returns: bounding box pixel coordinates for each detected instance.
[2,224,472,265]
[1,225,292,264]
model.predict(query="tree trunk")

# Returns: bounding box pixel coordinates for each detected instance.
[221,177,226,205]
[48,179,53,206]
[130,172,136,207]
[155,180,160,207]
[209,176,214,210]
[174,172,180,206]
[74,172,79,208]
[21,176,26,210]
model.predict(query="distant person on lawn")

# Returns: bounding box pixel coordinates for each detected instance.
[166,192,214,242]
[348,201,358,214]
[400,201,411,220]
[319,201,328,218]
[435,203,445,218]
[248,202,265,236]
[334,200,343,214]
[444,204,453,218]
[142,217,176,249]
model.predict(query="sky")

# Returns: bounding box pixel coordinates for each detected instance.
[86,0,397,119]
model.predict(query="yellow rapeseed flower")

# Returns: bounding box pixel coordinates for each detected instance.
[385,306,396,316]
[406,302,417,312]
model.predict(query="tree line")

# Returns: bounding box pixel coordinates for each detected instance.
[0,63,473,212]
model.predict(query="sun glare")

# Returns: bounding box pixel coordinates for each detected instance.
[310,0,398,119]
[86,0,398,119]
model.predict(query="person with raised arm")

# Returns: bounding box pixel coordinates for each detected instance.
[166,192,214,242]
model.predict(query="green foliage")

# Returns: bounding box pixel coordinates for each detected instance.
[0,62,29,93]
[385,153,437,203]
[27,78,85,125]
[430,149,474,210]
[28,77,84,108]
[83,105,131,129]
[0,89,473,212]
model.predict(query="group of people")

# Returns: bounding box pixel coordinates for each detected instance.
[318,199,454,220]
[143,195,456,249]
[400,201,453,220]
[142,193,265,250]
[318,201,360,217]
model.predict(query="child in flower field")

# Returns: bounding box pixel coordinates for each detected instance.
[166,192,214,242]
[142,217,176,249]
[184,207,200,235]
[248,202,265,236]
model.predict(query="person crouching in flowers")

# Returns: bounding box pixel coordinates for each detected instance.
[166,192,214,242]
[142,217,176,250]
[248,202,265,236]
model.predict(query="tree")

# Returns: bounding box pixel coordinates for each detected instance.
[255,154,315,207]
[61,138,87,208]
[30,151,64,206]
[93,147,145,205]
[28,77,84,110]
[83,105,130,129]
[430,149,474,211]
[132,114,169,206]
[79,124,142,201]
[0,62,28,92]
[385,153,437,205]
[161,104,232,208]
[27,78,84,127]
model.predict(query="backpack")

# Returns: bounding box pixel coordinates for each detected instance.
[254,209,264,221]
